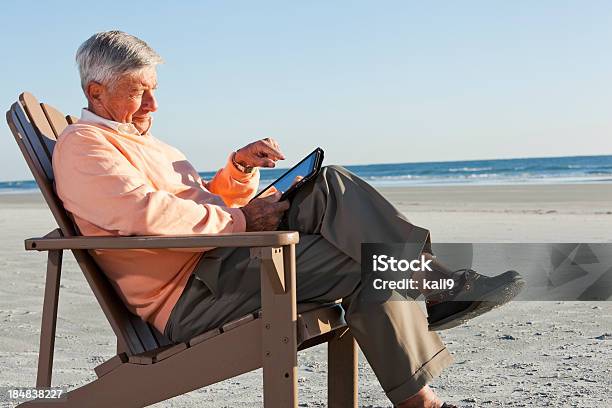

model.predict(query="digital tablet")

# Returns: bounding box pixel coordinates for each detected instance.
[253,147,324,201]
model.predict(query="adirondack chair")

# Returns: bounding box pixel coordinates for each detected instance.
[6,92,357,407]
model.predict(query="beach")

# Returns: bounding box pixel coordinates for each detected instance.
[0,184,610,407]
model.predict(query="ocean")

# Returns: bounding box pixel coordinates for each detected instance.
[1,155,611,194]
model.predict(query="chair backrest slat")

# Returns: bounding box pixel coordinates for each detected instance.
[41,103,70,138]
[20,93,57,159]
[130,314,163,350]
[7,93,170,354]
[7,105,74,234]
[12,101,54,181]
[151,324,172,347]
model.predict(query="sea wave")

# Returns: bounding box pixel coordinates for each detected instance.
[448,167,494,172]
[2,155,611,193]
[362,174,612,186]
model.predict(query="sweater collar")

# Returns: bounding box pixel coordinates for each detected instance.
[80,109,144,136]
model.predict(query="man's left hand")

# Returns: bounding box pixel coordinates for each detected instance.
[235,138,285,168]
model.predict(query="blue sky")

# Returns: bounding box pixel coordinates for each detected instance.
[1,1,611,181]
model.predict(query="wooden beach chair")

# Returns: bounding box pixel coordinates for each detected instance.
[6,92,357,407]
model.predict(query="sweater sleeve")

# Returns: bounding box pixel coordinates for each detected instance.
[204,153,260,207]
[53,129,246,236]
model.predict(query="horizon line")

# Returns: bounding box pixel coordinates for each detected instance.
[198,152,612,174]
[1,153,610,183]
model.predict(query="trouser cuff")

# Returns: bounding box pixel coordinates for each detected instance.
[386,347,454,406]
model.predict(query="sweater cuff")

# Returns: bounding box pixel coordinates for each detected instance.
[227,207,247,232]
[225,153,259,183]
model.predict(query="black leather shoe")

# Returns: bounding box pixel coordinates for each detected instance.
[426,269,524,331]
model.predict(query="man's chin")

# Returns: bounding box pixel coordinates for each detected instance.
[133,118,152,134]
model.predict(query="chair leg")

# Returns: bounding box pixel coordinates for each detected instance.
[36,249,63,388]
[259,245,298,408]
[328,329,358,408]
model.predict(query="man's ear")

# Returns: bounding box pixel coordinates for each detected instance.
[85,81,105,105]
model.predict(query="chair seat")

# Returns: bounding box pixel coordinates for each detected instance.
[95,303,347,377]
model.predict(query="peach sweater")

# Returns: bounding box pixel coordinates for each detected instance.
[52,111,259,333]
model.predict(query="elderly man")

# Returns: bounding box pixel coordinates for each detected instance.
[53,31,523,408]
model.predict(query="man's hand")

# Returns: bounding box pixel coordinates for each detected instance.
[235,138,285,168]
[240,192,290,231]
[290,175,304,187]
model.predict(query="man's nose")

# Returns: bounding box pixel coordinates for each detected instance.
[142,90,158,113]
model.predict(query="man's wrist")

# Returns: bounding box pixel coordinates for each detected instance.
[232,151,255,174]
[239,207,250,231]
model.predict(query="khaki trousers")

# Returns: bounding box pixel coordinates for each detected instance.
[165,165,453,405]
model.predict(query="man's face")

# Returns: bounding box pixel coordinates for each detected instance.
[87,67,158,134]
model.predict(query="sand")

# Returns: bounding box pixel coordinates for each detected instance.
[0,184,610,407]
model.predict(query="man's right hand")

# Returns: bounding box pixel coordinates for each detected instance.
[240,192,290,231]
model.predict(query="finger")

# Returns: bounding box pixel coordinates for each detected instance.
[272,143,284,158]
[276,200,290,211]
[258,141,285,160]
[269,200,290,213]
[267,137,282,151]
[257,148,284,162]
[263,191,282,203]
[256,157,277,168]
[290,175,303,187]
[258,187,277,198]
[250,157,268,167]
[270,216,283,230]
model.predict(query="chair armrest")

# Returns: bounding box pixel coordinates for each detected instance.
[25,229,299,251]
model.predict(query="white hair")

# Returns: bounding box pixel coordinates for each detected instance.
[76,30,163,91]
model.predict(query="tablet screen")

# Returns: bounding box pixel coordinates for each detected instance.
[254,148,323,199]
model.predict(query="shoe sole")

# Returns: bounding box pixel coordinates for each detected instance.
[428,277,525,331]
